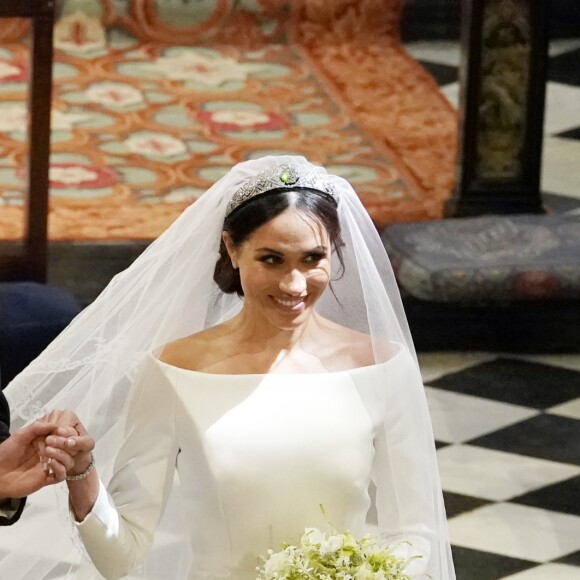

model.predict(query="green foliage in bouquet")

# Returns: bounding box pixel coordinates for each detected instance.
[256,517,421,580]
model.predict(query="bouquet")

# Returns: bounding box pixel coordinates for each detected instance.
[256,522,422,580]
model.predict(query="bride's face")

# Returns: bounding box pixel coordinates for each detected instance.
[225,207,331,330]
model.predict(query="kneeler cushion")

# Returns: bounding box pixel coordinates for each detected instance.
[0,282,81,389]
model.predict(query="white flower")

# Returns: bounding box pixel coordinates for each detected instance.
[125,134,186,157]
[337,555,351,567]
[145,51,247,85]
[303,527,325,546]
[320,534,344,554]
[86,83,144,106]
[258,525,413,580]
[262,550,289,577]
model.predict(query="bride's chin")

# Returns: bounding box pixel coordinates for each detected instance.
[271,300,306,314]
[267,305,312,329]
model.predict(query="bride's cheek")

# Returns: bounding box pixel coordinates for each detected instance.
[307,269,331,289]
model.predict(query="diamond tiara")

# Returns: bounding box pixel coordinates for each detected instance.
[226,163,338,217]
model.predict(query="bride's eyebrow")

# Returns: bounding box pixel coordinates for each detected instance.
[303,246,327,255]
[255,247,283,255]
[254,246,328,255]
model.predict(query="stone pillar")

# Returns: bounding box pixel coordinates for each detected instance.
[446,0,549,217]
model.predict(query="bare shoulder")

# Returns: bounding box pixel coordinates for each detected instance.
[318,321,375,368]
[317,317,400,369]
[158,325,227,371]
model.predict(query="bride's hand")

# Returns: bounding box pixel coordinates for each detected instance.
[39,410,95,479]
[40,410,99,521]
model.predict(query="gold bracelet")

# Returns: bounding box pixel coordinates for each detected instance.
[65,453,95,482]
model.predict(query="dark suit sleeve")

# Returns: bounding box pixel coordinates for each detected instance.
[0,389,26,526]
[0,389,10,444]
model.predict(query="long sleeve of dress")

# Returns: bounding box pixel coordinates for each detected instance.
[74,357,179,580]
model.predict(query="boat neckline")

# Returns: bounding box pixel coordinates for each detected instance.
[150,342,404,378]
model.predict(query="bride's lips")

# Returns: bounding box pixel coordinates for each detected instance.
[271,295,307,312]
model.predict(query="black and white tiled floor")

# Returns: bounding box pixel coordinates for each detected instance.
[419,351,580,579]
[405,38,580,216]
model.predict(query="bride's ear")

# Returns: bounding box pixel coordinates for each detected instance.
[222,231,238,270]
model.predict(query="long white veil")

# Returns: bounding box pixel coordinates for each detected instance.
[1,156,455,579]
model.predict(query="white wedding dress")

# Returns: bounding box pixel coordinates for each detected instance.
[74,344,434,579]
[0,156,454,580]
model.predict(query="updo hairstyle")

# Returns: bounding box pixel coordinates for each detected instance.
[213,188,344,297]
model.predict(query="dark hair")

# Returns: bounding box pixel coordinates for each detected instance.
[214,188,344,296]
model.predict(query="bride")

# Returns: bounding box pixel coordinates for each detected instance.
[1,156,455,579]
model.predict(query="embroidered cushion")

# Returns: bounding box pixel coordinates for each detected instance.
[381,215,580,302]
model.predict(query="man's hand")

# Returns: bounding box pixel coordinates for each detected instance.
[0,422,68,499]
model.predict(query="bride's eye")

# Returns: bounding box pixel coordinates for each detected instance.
[259,254,282,265]
[304,252,326,263]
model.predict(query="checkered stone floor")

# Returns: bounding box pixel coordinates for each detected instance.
[419,352,580,580]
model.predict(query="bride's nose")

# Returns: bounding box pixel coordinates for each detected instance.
[279,269,307,295]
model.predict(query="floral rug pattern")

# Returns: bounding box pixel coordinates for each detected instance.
[0,0,457,240]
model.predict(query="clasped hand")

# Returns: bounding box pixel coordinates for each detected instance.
[0,410,95,500]
[40,409,95,481]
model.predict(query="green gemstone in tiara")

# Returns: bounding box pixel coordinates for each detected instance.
[279,167,298,185]
[226,163,337,217]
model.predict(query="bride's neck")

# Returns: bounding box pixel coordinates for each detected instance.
[227,309,323,354]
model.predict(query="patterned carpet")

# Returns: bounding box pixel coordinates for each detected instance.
[0,0,456,240]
